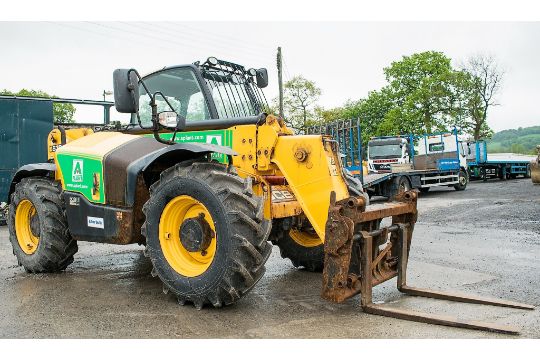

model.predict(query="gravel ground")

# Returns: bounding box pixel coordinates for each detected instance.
[0,178,538,338]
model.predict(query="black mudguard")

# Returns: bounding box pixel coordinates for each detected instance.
[8,163,56,203]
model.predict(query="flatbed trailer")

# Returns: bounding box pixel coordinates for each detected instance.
[307,120,468,198]
[362,168,465,198]
[466,140,534,180]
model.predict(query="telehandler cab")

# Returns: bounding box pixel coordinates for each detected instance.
[7,57,532,334]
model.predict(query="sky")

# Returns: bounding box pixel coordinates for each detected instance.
[0,21,538,131]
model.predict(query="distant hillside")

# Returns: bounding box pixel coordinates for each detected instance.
[486,126,540,155]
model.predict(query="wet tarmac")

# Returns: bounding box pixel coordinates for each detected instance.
[0,179,538,338]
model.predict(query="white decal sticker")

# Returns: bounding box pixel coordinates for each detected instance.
[87,216,104,229]
[271,190,295,202]
[69,196,80,206]
[72,159,84,182]
[206,135,222,146]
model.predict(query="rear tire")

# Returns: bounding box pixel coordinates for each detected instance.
[454,170,468,191]
[142,161,272,308]
[8,177,77,272]
[271,220,325,272]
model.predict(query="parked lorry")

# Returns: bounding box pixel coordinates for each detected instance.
[367,129,470,197]
[465,140,534,180]
[309,121,468,198]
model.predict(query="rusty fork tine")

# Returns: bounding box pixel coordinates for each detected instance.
[399,285,535,310]
[363,303,521,335]
[322,190,533,335]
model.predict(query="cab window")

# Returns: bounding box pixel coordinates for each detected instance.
[135,67,210,127]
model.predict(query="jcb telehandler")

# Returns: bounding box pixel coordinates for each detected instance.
[7,57,532,334]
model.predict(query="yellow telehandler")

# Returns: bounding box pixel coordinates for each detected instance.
[6,57,532,334]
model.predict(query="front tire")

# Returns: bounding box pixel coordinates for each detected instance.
[142,162,272,308]
[8,177,77,272]
[454,170,468,191]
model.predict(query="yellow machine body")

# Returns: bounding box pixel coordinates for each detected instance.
[47,115,349,242]
[228,115,349,240]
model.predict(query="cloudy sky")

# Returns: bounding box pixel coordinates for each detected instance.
[0,21,538,131]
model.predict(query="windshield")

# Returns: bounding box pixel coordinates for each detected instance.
[200,62,267,118]
[135,67,210,127]
[369,144,404,159]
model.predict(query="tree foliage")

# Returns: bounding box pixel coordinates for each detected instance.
[281,75,321,132]
[0,89,76,123]
[458,54,503,140]
[381,51,467,134]
[273,51,504,146]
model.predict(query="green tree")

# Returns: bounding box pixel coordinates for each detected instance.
[0,89,76,123]
[281,75,321,132]
[313,89,395,146]
[382,51,465,134]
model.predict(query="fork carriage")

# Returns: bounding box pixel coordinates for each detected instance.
[322,190,534,335]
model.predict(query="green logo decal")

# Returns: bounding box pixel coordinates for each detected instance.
[147,130,232,163]
[72,159,83,182]
[57,154,105,204]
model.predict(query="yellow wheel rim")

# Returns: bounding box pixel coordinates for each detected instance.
[15,199,40,255]
[289,228,323,248]
[159,195,217,277]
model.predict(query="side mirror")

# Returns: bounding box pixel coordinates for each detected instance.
[158,111,186,131]
[256,68,268,88]
[113,69,139,113]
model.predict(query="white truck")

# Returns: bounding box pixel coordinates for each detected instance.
[364,129,469,198]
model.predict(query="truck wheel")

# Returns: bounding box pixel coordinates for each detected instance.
[8,177,77,272]
[454,170,468,191]
[273,174,368,273]
[394,176,411,196]
[525,165,531,178]
[141,162,272,309]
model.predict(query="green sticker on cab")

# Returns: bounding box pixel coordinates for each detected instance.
[147,129,233,163]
